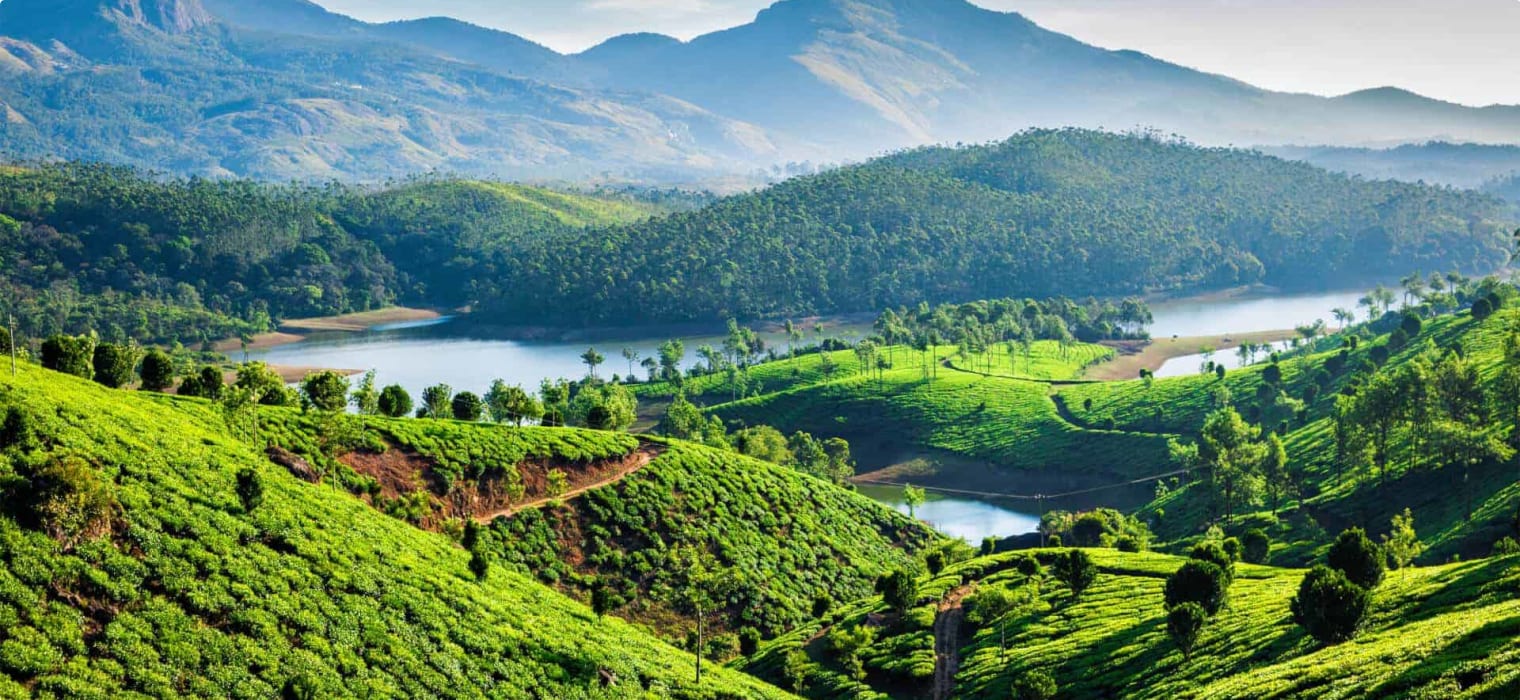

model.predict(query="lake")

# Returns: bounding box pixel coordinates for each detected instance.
[854,484,1041,542]
[248,287,1369,533]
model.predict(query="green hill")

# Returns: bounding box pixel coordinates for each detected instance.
[741,548,1520,699]
[0,364,793,698]
[484,130,1514,326]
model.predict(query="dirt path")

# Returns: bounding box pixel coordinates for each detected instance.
[933,584,975,700]
[471,443,664,523]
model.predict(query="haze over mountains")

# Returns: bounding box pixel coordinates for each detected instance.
[3,0,1520,181]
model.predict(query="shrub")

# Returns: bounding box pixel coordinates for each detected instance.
[1242,529,1271,565]
[1291,565,1370,644]
[1189,542,1235,582]
[302,371,350,412]
[1012,669,1058,700]
[1328,528,1384,590]
[1166,602,1207,662]
[24,455,118,547]
[1053,550,1097,602]
[236,468,264,513]
[738,627,761,657]
[1493,537,1520,557]
[981,536,998,556]
[1221,537,1242,563]
[811,595,832,618]
[1015,555,1043,578]
[925,551,945,575]
[1164,561,1229,616]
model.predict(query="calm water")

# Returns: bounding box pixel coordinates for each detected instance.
[1154,340,1295,379]
[249,287,1368,520]
[855,484,1040,542]
[1147,289,1367,338]
[248,317,868,401]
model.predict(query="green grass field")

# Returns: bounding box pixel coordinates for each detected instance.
[743,548,1520,700]
[947,341,1115,381]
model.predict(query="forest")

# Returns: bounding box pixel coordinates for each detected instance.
[1,130,1513,349]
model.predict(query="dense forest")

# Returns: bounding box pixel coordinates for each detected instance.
[483,130,1516,326]
[0,131,1512,347]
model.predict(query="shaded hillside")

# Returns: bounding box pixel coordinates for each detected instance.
[1267,142,1520,190]
[483,130,1514,326]
[0,364,792,698]
[744,549,1520,699]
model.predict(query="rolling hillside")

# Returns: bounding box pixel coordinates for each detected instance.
[0,363,794,697]
[742,549,1520,699]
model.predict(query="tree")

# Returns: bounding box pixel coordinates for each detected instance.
[91,343,137,388]
[1382,508,1423,575]
[590,582,617,619]
[658,339,686,382]
[451,392,485,421]
[1327,528,1384,590]
[350,370,380,415]
[878,569,919,615]
[419,384,453,419]
[1472,297,1495,321]
[659,393,709,441]
[1053,549,1098,602]
[781,648,809,693]
[1012,670,1057,700]
[486,381,541,426]
[967,586,1018,656]
[1291,565,1370,645]
[139,349,176,392]
[581,347,605,378]
[903,484,926,519]
[1242,529,1271,565]
[1167,602,1207,662]
[620,347,640,379]
[301,371,350,413]
[236,362,296,406]
[1262,433,1291,516]
[567,383,638,431]
[378,385,413,418]
[41,335,95,379]
[236,467,265,513]
[1189,541,1235,582]
[180,366,225,400]
[1164,561,1229,615]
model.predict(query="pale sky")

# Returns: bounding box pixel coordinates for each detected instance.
[313,0,1520,106]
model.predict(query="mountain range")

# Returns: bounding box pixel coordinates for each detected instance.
[2,0,1520,181]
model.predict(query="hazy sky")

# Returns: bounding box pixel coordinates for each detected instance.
[313,0,1520,106]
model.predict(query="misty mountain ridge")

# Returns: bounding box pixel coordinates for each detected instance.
[1,0,1519,181]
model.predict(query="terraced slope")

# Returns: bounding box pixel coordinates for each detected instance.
[743,549,1520,699]
[0,365,792,698]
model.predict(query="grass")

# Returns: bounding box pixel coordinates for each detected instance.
[946,341,1114,381]
[744,548,1520,699]
[0,364,793,698]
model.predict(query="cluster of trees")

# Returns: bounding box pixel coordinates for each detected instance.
[1170,408,1292,523]
[1163,539,1238,660]
[479,130,1512,327]
[1334,335,1516,520]
[660,393,856,484]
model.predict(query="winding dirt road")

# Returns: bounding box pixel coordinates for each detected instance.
[933,584,975,700]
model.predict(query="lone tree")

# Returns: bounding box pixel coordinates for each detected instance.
[419,384,453,419]
[301,371,350,412]
[1291,565,1370,645]
[377,385,413,418]
[877,569,919,615]
[1327,528,1384,590]
[91,343,137,389]
[1053,549,1098,602]
[581,347,605,378]
[1242,529,1271,565]
[139,349,176,392]
[1167,602,1207,662]
[903,484,926,519]
[1164,561,1229,616]
[452,392,485,422]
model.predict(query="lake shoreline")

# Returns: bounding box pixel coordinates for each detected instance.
[1086,329,1300,381]
[214,307,450,354]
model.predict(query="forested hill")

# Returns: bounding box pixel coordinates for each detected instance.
[480,130,1516,326]
[0,131,1513,344]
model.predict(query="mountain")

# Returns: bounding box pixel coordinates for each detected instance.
[0,0,777,181]
[1266,142,1520,190]
[570,0,1520,157]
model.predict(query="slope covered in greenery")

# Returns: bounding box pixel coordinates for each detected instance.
[485,130,1514,326]
[0,364,793,698]
[0,164,665,346]
[743,548,1520,699]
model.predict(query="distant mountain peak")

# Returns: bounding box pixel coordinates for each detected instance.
[0,0,215,36]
